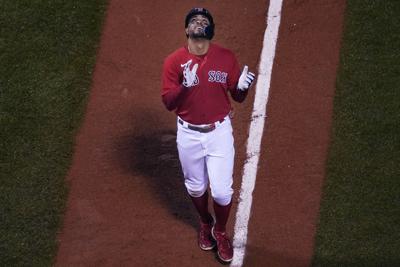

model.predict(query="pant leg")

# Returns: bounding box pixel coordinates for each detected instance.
[205,119,235,206]
[177,123,209,197]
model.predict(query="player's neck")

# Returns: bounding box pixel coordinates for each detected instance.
[188,39,210,55]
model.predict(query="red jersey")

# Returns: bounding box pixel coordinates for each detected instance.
[161,43,248,124]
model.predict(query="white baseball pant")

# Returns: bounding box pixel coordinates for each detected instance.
[176,115,234,206]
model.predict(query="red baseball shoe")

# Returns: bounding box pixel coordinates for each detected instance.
[199,220,216,250]
[211,227,233,263]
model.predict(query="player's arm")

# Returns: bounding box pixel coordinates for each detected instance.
[230,65,256,102]
[161,57,189,111]
[228,58,254,103]
[229,80,248,103]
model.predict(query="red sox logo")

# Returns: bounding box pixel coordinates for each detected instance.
[208,70,227,83]
[180,60,228,86]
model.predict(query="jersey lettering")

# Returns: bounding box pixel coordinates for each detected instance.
[208,70,227,83]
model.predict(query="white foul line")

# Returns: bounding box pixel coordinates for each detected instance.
[231,0,283,266]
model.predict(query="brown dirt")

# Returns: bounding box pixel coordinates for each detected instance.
[244,1,346,266]
[55,0,345,266]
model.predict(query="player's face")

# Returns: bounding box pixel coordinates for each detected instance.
[186,15,210,39]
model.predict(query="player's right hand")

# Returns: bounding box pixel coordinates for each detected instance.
[237,65,255,91]
[182,59,199,87]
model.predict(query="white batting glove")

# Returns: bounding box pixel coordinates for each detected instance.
[181,59,199,87]
[237,65,256,91]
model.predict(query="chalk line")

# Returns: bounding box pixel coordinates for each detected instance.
[231,0,283,266]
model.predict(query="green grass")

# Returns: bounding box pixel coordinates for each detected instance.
[313,1,400,266]
[0,0,107,265]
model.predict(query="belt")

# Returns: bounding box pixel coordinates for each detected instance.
[178,117,226,133]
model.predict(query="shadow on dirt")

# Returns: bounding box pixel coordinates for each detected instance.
[115,127,198,229]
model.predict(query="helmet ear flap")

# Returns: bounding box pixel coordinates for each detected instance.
[205,24,214,40]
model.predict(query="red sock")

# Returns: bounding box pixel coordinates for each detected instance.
[190,191,213,224]
[213,200,232,232]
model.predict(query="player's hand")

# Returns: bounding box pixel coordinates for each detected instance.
[182,59,199,87]
[237,65,255,91]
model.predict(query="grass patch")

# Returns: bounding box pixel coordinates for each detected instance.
[313,1,400,266]
[0,0,107,265]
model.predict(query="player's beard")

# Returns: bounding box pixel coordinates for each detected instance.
[189,26,207,39]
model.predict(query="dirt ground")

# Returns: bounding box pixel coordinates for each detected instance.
[55,0,345,266]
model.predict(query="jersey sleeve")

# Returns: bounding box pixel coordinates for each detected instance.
[227,55,249,103]
[161,54,188,111]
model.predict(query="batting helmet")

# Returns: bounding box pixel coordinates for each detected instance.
[185,7,215,40]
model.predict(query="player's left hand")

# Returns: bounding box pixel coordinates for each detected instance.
[237,65,255,91]
[182,59,199,88]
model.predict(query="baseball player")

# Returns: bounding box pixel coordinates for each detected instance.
[161,7,255,263]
